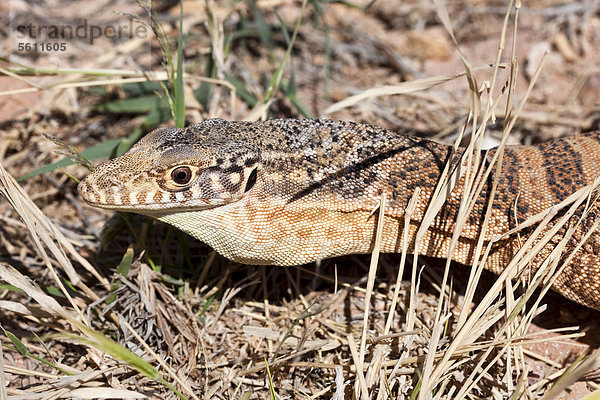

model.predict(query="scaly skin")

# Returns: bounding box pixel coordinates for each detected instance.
[78,119,600,309]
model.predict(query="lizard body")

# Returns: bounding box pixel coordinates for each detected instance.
[78,119,600,310]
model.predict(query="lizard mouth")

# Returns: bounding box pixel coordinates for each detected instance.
[77,176,154,211]
[77,176,220,213]
[77,178,139,210]
[77,178,105,207]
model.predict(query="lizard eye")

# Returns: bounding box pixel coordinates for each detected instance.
[171,166,193,185]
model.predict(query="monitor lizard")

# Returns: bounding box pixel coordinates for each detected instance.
[77,118,600,310]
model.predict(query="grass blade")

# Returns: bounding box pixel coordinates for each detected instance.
[174,0,185,127]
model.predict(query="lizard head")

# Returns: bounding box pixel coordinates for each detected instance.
[78,119,260,215]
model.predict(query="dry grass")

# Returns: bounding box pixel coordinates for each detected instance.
[1,0,600,399]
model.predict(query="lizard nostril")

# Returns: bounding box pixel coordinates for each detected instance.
[110,181,122,190]
[77,180,97,203]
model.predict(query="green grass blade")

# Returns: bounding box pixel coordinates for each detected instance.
[252,1,274,51]
[264,356,277,399]
[580,388,600,400]
[18,139,121,181]
[62,319,190,399]
[197,295,215,322]
[44,286,66,298]
[194,56,215,109]
[2,329,73,375]
[122,81,166,96]
[0,283,22,292]
[3,329,27,355]
[117,246,134,277]
[273,9,312,117]
[97,95,170,114]
[225,76,258,106]
[174,0,185,127]
[262,0,307,103]
[287,92,313,118]
[157,376,189,400]
[282,74,313,118]
[64,327,159,379]
[239,391,251,400]
[21,101,172,182]
[107,246,134,304]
